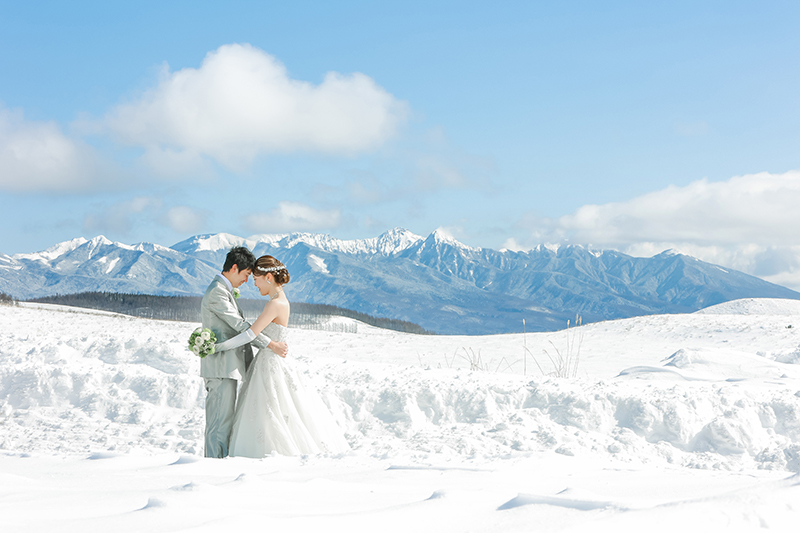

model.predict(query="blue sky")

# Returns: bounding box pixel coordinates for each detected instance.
[3,1,800,287]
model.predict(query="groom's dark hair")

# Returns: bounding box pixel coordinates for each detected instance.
[223,246,256,273]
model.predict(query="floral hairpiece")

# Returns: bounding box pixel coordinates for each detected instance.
[257,265,286,273]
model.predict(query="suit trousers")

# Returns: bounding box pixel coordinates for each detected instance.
[204,377,237,458]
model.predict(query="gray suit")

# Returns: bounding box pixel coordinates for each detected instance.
[200,276,273,458]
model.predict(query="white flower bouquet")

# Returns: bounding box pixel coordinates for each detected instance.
[188,327,217,358]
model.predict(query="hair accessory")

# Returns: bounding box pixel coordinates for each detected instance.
[257,265,286,273]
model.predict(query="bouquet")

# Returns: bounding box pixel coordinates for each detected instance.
[188,327,216,358]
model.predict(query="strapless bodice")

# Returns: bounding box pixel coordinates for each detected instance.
[263,321,288,344]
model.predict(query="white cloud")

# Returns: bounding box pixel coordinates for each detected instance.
[83,199,208,237]
[347,174,387,204]
[410,129,495,192]
[163,206,207,234]
[0,107,111,192]
[555,171,800,247]
[513,171,800,290]
[83,197,162,235]
[499,237,527,252]
[336,128,496,209]
[138,146,214,180]
[243,201,341,233]
[414,155,469,189]
[433,223,471,243]
[103,43,408,173]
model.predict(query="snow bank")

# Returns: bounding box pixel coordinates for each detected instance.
[325,361,800,471]
[2,304,800,473]
[697,297,800,316]
[0,305,204,454]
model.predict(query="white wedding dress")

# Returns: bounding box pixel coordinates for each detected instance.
[228,322,349,457]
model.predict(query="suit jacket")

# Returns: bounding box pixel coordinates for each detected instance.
[200,276,273,380]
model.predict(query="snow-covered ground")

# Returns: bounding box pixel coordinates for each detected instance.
[2,299,800,531]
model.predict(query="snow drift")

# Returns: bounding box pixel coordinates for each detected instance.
[2,300,800,473]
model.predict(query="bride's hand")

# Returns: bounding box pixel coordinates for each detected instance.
[270,341,288,358]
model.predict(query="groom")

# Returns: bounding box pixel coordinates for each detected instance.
[200,246,289,458]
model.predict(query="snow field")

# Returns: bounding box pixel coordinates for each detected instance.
[2,302,800,470]
[2,299,800,531]
[1,449,798,532]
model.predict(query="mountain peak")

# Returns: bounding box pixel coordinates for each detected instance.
[14,236,93,262]
[375,228,423,254]
[243,229,423,256]
[655,249,682,257]
[531,243,562,254]
[174,233,255,253]
[378,227,419,239]
[88,235,114,247]
[422,228,477,252]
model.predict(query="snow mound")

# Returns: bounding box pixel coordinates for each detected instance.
[696,298,800,316]
[618,347,799,382]
[2,304,800,473]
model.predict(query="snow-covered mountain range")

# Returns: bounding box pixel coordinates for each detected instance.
[2,228,799,334]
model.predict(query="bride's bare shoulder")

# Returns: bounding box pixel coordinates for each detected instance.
[261,297,289,312]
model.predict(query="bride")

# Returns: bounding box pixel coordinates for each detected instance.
[214,255,349,457]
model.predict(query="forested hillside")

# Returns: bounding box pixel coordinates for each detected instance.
[27,292,434,334]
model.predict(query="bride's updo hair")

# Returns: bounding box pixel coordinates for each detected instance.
[253,255,290,285]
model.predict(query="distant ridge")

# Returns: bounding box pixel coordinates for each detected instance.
[2,228,799,334]
[26,292,434,334]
